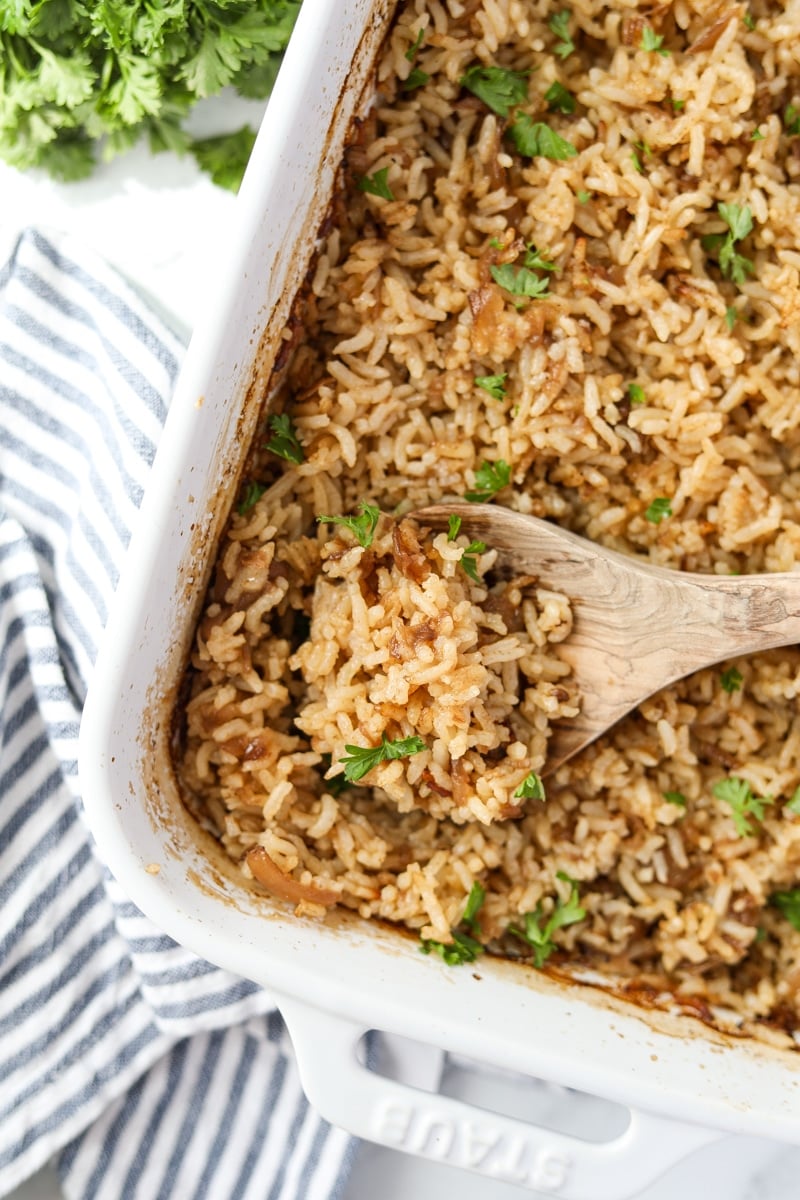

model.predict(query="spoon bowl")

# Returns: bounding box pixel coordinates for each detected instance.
[415,503,800,773]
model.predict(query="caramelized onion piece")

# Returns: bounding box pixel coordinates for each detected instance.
[246,846,339,907]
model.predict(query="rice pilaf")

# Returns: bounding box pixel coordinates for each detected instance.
[178,0,800,1047]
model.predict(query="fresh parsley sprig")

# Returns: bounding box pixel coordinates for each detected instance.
[712,776,772,837]
[514,771,546,801]
[265,413,304,464]
[720,667,743,694]
[339,732,426,783]
[460,541,487,583]
[641,27,670,56]
[358,167,395,200]
[317,501,381,548]
[475,373,508,399]
[769,888,800,931]
[548,10,575,60]
[490,263,551,299]
[465,459,511,502]
[702,203,755,286]
[509,872,585,967]
[238,481,266,515]
[447,514,462,541]
[459,64,529,118]
[645,497,672,524]
[507,114,577,160]
[420,882,486,965]
[544,81,575,114]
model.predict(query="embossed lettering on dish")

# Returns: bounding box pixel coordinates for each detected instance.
[373,1100,570,1190]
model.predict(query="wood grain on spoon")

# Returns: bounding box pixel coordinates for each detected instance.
[414,503,800,774]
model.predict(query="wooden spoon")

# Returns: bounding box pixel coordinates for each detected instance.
[415,503,800,774]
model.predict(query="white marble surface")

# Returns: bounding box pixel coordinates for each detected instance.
[2,97,799,1200]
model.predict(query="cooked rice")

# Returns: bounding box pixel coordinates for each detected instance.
[177,0,800,1046]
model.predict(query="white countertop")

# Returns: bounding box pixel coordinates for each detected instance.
[3,94,799,1200]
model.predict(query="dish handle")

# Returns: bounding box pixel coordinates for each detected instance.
[277,994,722,1199]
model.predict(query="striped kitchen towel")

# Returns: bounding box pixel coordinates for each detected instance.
[0,227,356,1200]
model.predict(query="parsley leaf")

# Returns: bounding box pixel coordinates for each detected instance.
[475,372,508,399]
[490,263,551,299]
[770,889,800,931]
[664,791,687,809]
[645,497,672,524]
[358,167,394,200]
[509,871,585,967]
[576,189,591,203]
[507,114,577,160]
[725,305,738,331]
[238,481,266,515]
[514,771,546,801]
[751,128,764,141]
[786,787,800,815]
[0,3,300,182]
[460,540,487,583]
[784,104,800,136]
[420,882,486,965]
[317,501,381,548]
[459,64,529,118]
[548,10,575,60]
[402,67,430,91]
[703,203,754,286]
[265,413,304,464]
[627,383,646,405]
[405,28,425,61]
[447,514,462,541]
[544,81,576,114]
[190,125,257,193]
[524,245,558,271]
[712,776,772,837]
[339,732,427,783]
[641,27,670,56]
[720,666,743,693]
[465,459,511,502]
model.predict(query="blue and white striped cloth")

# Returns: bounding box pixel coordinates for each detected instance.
[0,228,355,1200]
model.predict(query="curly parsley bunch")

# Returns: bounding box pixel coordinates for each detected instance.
[0,0,301,188]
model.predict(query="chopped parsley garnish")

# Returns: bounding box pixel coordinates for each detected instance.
[544,81,576,114]
[786,787,800,815]
[238,481,265,515]
[725,305,738,331]
[339,732,426,783]
[490,262,551,299]
[459,64,529,118]
[784,105,800,136]
[720,666,743,693]
[664,791,687,809]
[627,383,646,405]
[770,888,800,931]
[514,771,546,801]
[406,28,425,60]
[509,871,585,968]
[702,203,754,286]
[358,167,394,200]
[447,514,462,541]
[712,776,772,837]
[420,882,486,965]
[641,27,670,56]
[631,148,644,174]
[668,97,686,112]
[576,189,591,203]
[460,540,487,583]
[751,128,765,141]
[324,773,350,797]
[508,114,577,160]
[402,67,430,91]
[465,459,511,502]
[265,413,304,464]
[743,10,756,29]
[548,10,575,60]
[317,500,381,548]
[475,372,508,399]
[524,245,558,271]
[645,497,672,524]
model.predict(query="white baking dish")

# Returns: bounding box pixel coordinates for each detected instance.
[79,1,800,1195]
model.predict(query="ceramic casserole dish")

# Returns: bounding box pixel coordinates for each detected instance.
[79,1,800,1195]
